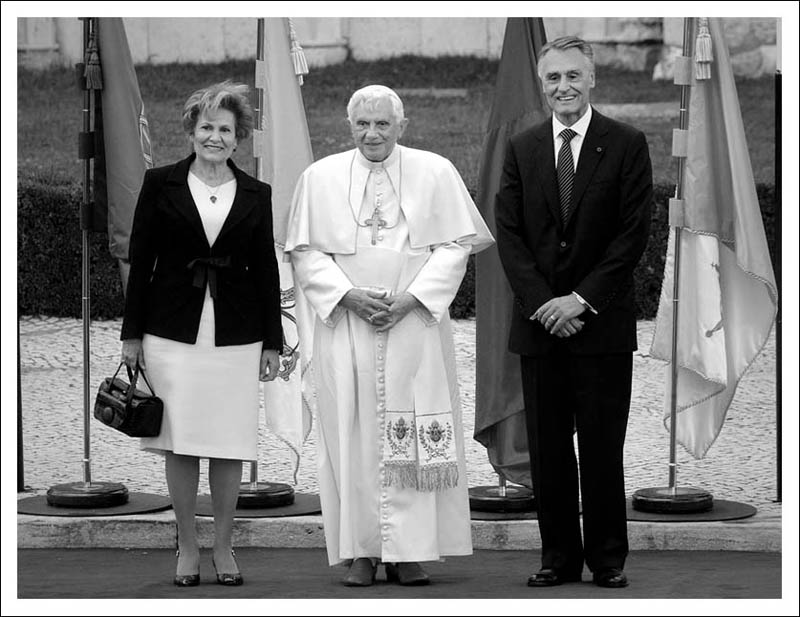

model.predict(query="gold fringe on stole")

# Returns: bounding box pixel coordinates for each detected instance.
[384,461,420,490]
[384,461,459,491]
[417,462,459,492]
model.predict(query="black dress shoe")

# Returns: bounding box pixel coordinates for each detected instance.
[342,558,378,586]
[527,568,582,587]
[174,573,200,587]
[385,562,430,586]
[592,568,628,588]
[212,550,244,586]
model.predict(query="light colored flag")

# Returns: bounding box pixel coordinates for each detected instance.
[93,18,153,290]
[650,18,778,459]
[255,18,315,478]
[474,18,549,487]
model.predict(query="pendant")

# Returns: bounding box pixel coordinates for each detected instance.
[210,196,217,203]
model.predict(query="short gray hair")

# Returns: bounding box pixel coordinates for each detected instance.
[346,85,405,123]
[538,36,595,76]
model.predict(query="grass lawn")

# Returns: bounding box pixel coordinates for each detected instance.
[18,56,776,193]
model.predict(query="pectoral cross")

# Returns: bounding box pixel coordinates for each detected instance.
[364,208,387,245]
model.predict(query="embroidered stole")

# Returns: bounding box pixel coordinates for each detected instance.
[382,313,459,492]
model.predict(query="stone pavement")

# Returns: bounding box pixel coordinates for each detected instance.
[16,317,784,552]
[15,547,784,600]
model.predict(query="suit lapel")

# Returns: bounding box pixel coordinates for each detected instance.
[165,154,260,250]
[566,109,608,227]
[164,154,208,248]
[215,159,259,246]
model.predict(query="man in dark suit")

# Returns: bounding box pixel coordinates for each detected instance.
[495,36,653,589]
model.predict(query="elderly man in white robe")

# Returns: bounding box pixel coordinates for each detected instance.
[285,85,494,586]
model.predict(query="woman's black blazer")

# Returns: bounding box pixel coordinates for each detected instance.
[121,154,283,351]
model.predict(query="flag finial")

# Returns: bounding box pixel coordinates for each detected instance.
[695,18,713,81]
[288,18,309,86]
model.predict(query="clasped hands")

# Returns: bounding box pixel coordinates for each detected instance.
[532,294,585,338]
[340,288,420,332]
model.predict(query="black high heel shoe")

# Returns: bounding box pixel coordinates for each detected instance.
[212,549,244,586]
[174,549,200,587]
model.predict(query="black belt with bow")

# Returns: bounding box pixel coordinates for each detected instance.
[186,256,232,299]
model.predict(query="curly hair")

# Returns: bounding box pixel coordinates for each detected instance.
[181,80,254,141]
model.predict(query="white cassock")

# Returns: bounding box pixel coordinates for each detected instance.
[285,145,493,565]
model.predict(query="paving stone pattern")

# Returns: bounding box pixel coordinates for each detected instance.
[19,317,780,517]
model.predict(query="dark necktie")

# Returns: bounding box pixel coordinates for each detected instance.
[557,128,577,225]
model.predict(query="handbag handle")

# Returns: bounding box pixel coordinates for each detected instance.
[113,362,158,404]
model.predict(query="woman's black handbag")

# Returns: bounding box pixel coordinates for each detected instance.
[94,362,163,437]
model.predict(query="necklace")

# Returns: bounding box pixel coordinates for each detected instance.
[203,182,222,203]
[191,168,231,203]
[347,150,402,245]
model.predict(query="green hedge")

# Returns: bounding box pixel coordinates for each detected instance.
[18,175,125,319]
[18,177,777,321]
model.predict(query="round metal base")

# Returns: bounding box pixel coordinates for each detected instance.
[632,486,714,514]
[45,482,129,508]
[19,492,171,517]
[469,484,536,513]
[195,492,319,518]
[471,509,538,521]
[236,481,295,509]
[626,498,755,522]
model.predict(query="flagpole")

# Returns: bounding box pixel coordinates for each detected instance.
[43,17,129,509]
[18,321,25,492]
[665,20,694,492]
[774,21,781,503]
[469,17,543,517]
[632,17,713,514]
[80,31,93,486]
[231,17,296,511]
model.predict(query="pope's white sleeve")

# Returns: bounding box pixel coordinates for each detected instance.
[405,240,471,324]
[290,248,353,326]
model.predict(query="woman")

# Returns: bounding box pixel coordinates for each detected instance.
[120,80,283,587]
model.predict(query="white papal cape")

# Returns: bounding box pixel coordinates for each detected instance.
[285,145,493,565]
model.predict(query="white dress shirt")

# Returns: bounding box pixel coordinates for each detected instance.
[551,105,593,172]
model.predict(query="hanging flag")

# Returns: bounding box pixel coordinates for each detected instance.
[255,18,315,479]
[93,18,153,290]
[650,17,778,459]
[474,18,549,487]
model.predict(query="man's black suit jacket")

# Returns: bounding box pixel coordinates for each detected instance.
[121,154,283,351]
[495,109,653,357]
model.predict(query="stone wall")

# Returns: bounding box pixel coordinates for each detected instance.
[653,17,778,79]
[546,17,664,72]
[17,17,780,79]
[345,17,507,61]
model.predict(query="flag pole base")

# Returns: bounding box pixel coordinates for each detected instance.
[469,484,535,513]
[236,481,295,509]
[632,486,713,514]
[45,481,129,508]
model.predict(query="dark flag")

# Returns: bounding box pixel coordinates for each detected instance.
[91,18,153,291]
[474,18,548,487]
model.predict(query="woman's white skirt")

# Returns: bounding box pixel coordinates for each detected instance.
[140,294,262,461]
